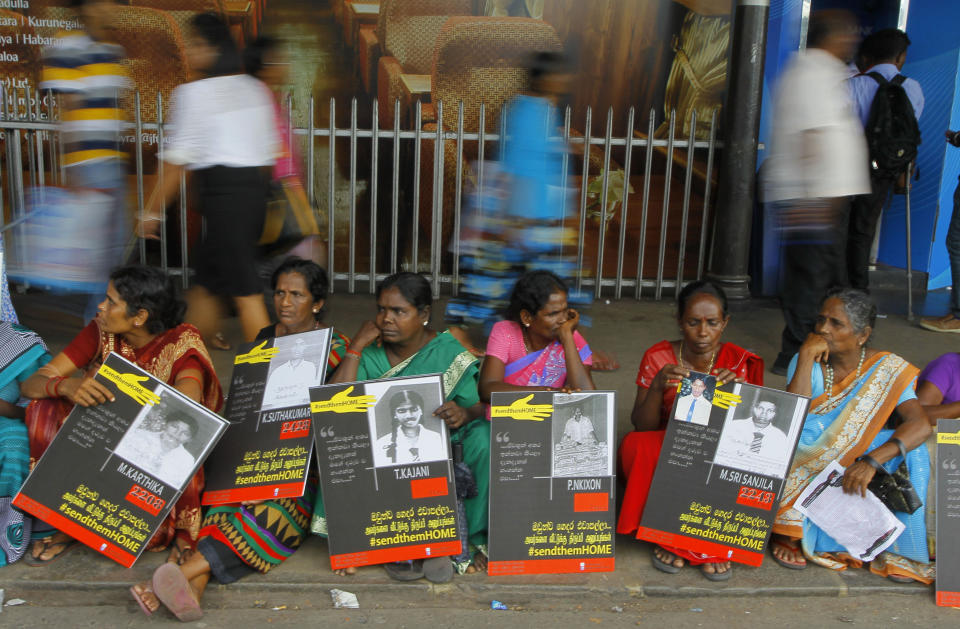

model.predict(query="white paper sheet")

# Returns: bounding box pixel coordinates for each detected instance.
[793,461,905,562]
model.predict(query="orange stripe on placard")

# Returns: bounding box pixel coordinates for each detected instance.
[13,492,138,568]
[488,557,615,575]
[201,482,305,506]
[410,476,448,499]
[635,526,764,567]
[330,540,462,569]
[573,492,608,512]
[937,591,960,607]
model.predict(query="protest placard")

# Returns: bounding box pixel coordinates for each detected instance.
[637,374,808,566]
[14,353,228,567]
[937,419,960,606]
[487,391,616,575]
[202,329,332,504]
[311,374,461,570]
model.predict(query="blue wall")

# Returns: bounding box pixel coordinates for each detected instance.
[756,0,960,293]
[876,0,960,288]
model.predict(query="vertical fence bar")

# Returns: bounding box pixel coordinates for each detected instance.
[675,111,697,292]
[475,102,486,213]
[45,89,58,186]
[33,90,45,189]
[134,92,145,264]
[348,97,358,293]
[155,92,168,272]
[327,98,336,289]
[10,88,24,220]
[655,110,676,300]
[369,99,379,293]
[593,108,614,298]
[697,110,718,280]
[498,105,507,163]
[635,109,656,299]
[559,105,572,258]
[2,88,10,231]
[614,107,635,299]
[23,87,36,193]
[411,99,423,272]
[390,98,400,275]
[575,107,592,293]
[430,100,444,298]
[452,101,465,296]
[307,96,315,206]
[25,90,37,191]
[179,170,188,289]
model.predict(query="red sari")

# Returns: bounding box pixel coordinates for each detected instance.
[25,321,223,551]
[618,340,764,565]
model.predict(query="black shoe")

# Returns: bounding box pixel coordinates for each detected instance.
[770,363,788,377]
[383,560,424,581]
[423,556,454,583]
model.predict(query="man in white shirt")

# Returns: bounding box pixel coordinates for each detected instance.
[715,396,791,477]
[262,338,320,409]
[763,10,869,375]
[561,408,598,445]
[673,378,713,426]
[116,410,198,487]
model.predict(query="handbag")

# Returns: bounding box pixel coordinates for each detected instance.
[865,438,922,515]
[258,177,321,253]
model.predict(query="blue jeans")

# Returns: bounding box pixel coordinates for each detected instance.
[947,176,960,316]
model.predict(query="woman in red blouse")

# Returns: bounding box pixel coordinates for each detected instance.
[21,265,222,565]
[618,280,763,581]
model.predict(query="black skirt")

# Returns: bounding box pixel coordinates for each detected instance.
[192,165,270,297]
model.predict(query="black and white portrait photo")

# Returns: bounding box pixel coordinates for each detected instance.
[364,377,448,468]
[113,388,220,488]
[713,384,805,479]
[551,392,615,477]
[672,372,716,426]
[261,329,332,410]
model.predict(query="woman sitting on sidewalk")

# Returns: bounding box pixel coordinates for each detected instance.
[771,288,934,583]
[616,280,763,581]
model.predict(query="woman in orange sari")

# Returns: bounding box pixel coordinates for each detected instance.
[617,280,764,581]
[21,265,222,565]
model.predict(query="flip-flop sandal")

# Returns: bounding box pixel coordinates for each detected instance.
[25,539,77,566]
[130,583,154,617]
[700,563,732,582]
[423,556,454,583]
[152,562,203,622]
[651,548,683,574]
[770,538,807,570]
[888,574,914,584]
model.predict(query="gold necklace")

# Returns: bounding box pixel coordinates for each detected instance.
[679,340,716,374]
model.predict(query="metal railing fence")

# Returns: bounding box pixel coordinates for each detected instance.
[0,89,721,300]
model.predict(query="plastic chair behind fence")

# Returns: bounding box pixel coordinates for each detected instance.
[375,0,473,128]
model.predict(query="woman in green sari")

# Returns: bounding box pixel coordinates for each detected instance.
[332,272,487,582]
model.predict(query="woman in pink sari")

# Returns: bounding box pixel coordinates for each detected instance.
[479,271,594,403]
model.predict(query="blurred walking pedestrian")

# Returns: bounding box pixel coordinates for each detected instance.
[763,10,869,374]
[139,12,278,344]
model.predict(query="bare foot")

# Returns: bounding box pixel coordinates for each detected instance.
[652,546,685,573]
[700,561,732,580]
[333,566,357,576]
[464,552,488,574]
[30,532,75,563]
[130,581,161,615]
[770,534,807,569]
[166,539,195,565]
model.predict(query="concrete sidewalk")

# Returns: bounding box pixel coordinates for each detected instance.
[0,533,932,611]
[1,279,948,607]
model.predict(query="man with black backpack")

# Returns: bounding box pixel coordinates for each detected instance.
[847,29,924,290]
